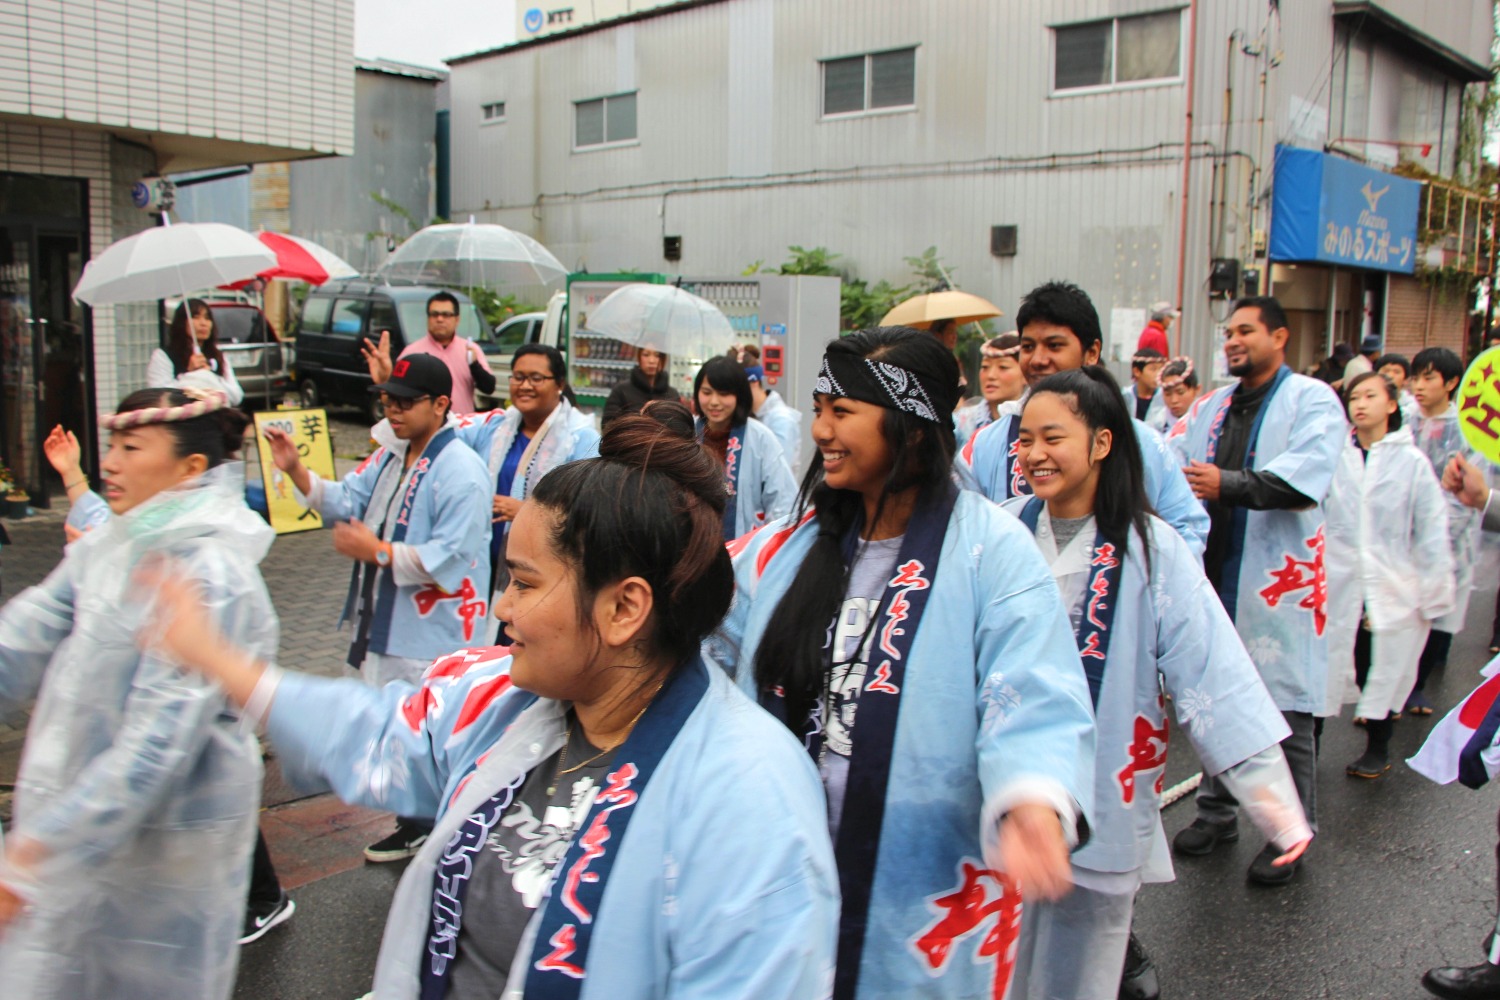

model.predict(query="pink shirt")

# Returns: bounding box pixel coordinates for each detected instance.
[400,334,493,415]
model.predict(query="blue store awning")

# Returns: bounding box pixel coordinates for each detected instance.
[1270,145,1421,274]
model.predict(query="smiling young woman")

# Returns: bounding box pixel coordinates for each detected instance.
[1003,368,1310,1000]
[692,356,797,540]
[706,327,1098,1000]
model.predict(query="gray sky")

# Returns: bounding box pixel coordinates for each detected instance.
[355,0,517,68]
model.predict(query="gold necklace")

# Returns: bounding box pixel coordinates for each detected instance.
[546,698,655,795]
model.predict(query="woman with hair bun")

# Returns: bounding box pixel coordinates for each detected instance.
[0,388,276,999]
[706,326,1096,1000]
[140,414,839,999]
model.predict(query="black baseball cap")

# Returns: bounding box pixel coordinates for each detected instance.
[372,352,452,399]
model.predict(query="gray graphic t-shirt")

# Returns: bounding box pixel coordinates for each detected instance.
[822,534,904,837]
[448,722,610,999]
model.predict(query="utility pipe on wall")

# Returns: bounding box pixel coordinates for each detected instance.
[1173,0,1201,356]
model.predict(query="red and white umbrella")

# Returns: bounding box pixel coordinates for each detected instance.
[249,231,358,285]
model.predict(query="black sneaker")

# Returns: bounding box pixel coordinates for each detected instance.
[240,891,295,944]
[364,822,429,863]
[1171,817,1239,856]
[1119,932,1161,1000]
[1247,843,1300,886]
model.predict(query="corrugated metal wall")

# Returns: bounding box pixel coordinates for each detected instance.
[447,0,1489,375]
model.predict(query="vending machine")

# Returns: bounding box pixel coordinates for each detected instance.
[565,272,670,402]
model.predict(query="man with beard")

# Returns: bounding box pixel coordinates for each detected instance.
[1166,296,1344,885]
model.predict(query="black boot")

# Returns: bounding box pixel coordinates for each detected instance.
[1119,932,1161,1000]
[1347,716,1393,778]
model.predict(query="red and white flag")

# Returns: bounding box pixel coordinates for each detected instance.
[1408,658,1500,788]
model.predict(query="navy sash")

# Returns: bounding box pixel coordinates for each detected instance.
[1003,416,1031,500]
[361,426,459,658]
[521,656,711,998]
[419,771,527,1000]
[1204,365,1291,620]
[760,486,957,1000]
[698,419,747,542]
[1017,498,1122,708]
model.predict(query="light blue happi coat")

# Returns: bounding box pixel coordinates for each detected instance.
[313,425,494,661]
[705,489,1097,999]
[703,418,799,538]
[451,397,601,498]
[959,406,1210,558]
[954,400,995,448]
[1002,501,1289,877]
[757,390,805,469]
[1171,369,1346,713]
[1122,384,1171,436]
[263,650,839,999]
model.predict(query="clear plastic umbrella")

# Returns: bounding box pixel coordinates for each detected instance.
[586,284,735,359]
[377,222,567,289]
[72,217,278,306]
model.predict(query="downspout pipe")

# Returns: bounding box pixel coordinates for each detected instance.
[1173,0,1201,356]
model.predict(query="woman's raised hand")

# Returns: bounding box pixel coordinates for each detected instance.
[42,426,81,479]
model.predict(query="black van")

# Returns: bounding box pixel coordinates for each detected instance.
[292,280,489,421]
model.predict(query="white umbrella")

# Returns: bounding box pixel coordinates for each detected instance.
[377,222,567,289]
[586,284,734,358]
[72,218,277,306]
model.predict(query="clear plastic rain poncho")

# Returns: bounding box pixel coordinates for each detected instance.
[0,464,277,1000]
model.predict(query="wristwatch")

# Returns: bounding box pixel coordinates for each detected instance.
[375,543,393,567]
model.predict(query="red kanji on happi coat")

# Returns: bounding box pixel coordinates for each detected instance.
[413,577,488,641]
[913,862,1023,999]
[1257,526,1327,635]
[1118,711,1169,805]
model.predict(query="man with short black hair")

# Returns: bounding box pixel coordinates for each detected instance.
[1169,295,1345,886]
[1127,347,1169,432]
[365,290,496,415]
[960,280,1209,555]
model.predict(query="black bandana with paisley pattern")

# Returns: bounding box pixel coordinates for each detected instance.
[814,353,952,424]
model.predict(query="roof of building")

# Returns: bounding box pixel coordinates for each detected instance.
[1332,2,1492,83]
[355,57,449,81]
[445,0,725,66]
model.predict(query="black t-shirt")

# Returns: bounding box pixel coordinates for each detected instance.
[447,722,611,999]
[1202,376,1275,592]
[1134,390,1153,422]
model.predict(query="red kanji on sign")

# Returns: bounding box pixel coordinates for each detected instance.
[1257,526,1327,636]
[913,862,1023,999]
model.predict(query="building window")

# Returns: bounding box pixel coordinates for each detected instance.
[1053,10,1181,93]
[482,101,506,122]
[821,47,917,118]
[574,92,638,148]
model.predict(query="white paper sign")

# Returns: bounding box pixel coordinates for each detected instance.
[1108,308,1148,363]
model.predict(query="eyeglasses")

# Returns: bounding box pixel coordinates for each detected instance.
[427,310,458,319]
[509,372,557,386]
[381,394,432,412]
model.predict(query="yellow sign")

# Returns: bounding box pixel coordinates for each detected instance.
[1457,347,1500,466]
[252,408,337,534]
